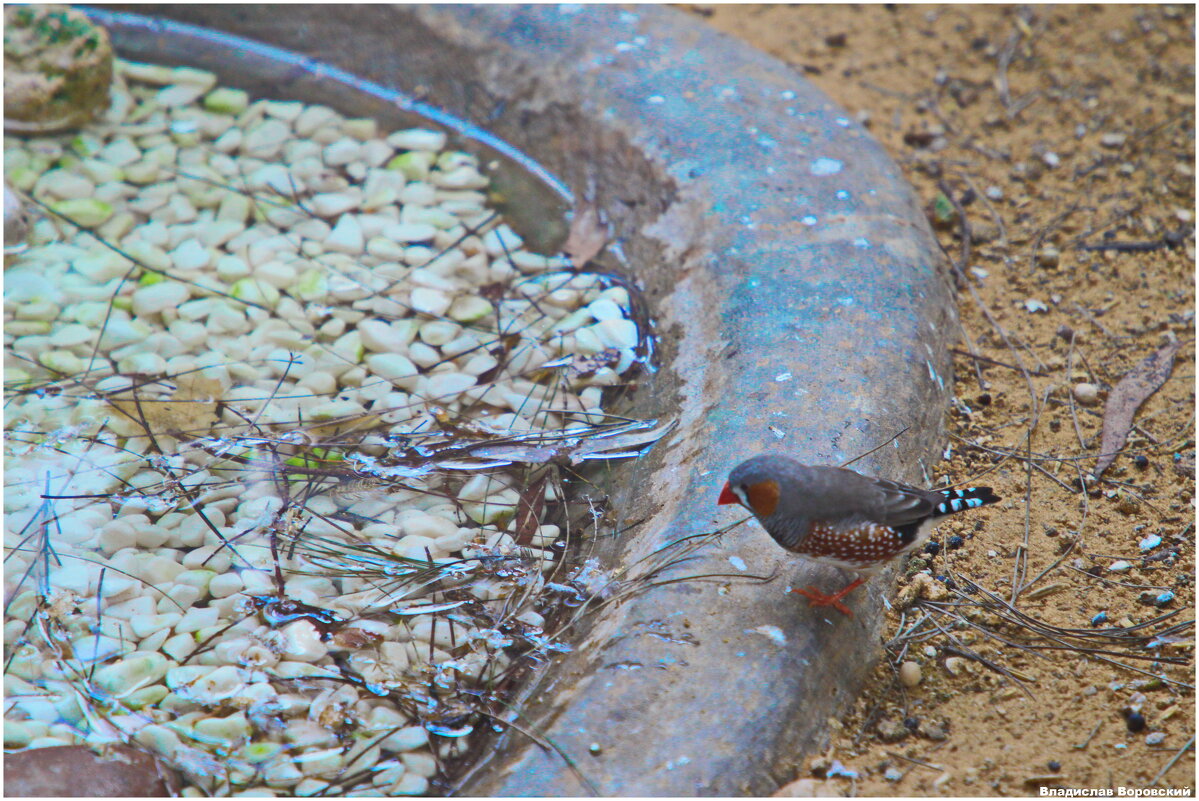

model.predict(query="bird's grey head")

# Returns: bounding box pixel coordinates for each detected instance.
[723,454,812,548]
[727,454,804,501]
[724,453,800,515]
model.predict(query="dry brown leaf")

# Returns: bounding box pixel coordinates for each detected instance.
[1093,339,1182,478]
[562,203,607,268]
[109,373,223,437]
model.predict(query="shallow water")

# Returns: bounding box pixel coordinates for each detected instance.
[4,12,667,796]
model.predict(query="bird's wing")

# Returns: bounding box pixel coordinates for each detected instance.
[860,477,940,528]
[802,467,939,529]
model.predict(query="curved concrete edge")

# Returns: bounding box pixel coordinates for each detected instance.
[410,8,957,796]
[87,4,956,796]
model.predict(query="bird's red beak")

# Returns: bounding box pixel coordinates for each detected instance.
[717,483,738,506]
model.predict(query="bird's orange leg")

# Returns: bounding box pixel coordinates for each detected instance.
[790,576,866,617]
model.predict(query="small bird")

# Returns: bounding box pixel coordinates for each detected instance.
[718,454,999,615]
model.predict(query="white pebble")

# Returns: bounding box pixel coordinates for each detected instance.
[230,278,280,309]
[99,138,142,167]
[161,632,198,661]
[448,295,492,323]
[408,616,458,648]
[358,319,411,353]
[325,215,365,253]
[47,561,100,595]
[458,474,498,503]
[391,773,429,795]
[366,352,420,384]
[323,138,362,167]
[899,661,922,687]
[383,221,437,243]
[312,399,366,419]
[183,544,233,572]
[392,535,437,562]
[386,128,447,151]
[157,83,208,108]
[215,254,252,282]
[209,572,244,598]
[130,612,182,640]
[116,351,168,375]
[46,323,93,349]
[401,203,454,228]
[174,606,220,634]
[92,652,168,698]
[481,224,523,255]
[506,251,556,273]
[361,139,394,167]
[410,287,451,316]
[310,191,361,218]
[433,165,488,190]
[1073,383,1101,407]
[98,520,139,555]
[132,281,190,316]
[425,372,476,401]
[242,119,291,159]
[170,238,211,272]
[161,581,203,611]
[194,711,252,746]
[294,104,339,136]
[213,127,243,153]
[255,259,298,289]
[572,326,604,355]
[418,320,459,346]
[395,510,457,541]
[297,370,337,395]
[36,169,95,199]
[276,620,328,663]
[457,354,495,377]
[401,751,438,778]
[217,192,252,223]
[591,318,639,349]
[366,236,405,261]
[133,724,182,761]
[293,746,344,778]
[588,298,624,321]
[134,522,171,549]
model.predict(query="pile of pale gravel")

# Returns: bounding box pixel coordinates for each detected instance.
[4,58,646,796]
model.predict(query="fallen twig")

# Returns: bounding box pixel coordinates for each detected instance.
[1150,734,1194,787]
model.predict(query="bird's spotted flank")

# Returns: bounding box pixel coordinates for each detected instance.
[796,521,913,568]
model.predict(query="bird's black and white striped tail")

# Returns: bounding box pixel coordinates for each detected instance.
[932,486,1000,517]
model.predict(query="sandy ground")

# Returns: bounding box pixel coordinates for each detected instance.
[684,4,1195,796]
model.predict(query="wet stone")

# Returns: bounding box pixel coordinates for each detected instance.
[3,745,175,796]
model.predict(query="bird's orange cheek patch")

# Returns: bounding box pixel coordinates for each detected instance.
[746,479,780,517]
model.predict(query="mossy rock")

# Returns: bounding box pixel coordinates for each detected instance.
[4,5,114,134]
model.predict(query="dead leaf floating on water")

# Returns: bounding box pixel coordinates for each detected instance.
[1093,339,1182,478]
[562,202,608,268]
[109,373,223,438]
[513,470,549,546]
